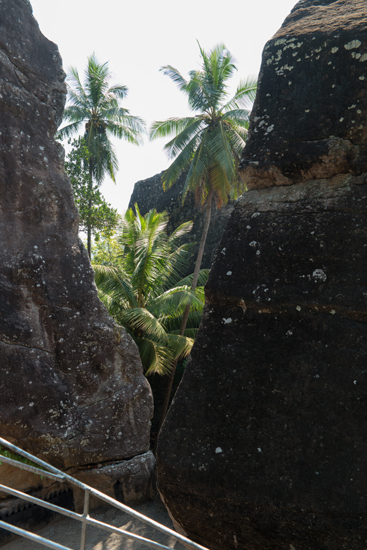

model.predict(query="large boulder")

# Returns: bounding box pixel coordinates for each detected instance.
[156,1,367,549]
[0,0,153,515]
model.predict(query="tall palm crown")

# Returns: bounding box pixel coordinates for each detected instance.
[93,205,208,375]
[149,42,257,207]
[58,54,145,184]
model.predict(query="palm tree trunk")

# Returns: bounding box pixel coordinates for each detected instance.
[87,224,92,259]
[87,160,93,259]
[157,188,214,434]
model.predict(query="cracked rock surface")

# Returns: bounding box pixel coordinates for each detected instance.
[157,1,367,549]
[0,0,153,501]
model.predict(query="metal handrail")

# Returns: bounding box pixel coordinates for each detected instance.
[0,437,208,550]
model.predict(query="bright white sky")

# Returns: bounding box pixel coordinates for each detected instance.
[31,0,296,214]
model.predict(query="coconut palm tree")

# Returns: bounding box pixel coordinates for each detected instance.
[149,42,257,422]
[58,53,145,257]
[93,205,208,375]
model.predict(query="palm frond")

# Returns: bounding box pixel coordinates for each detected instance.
[160,65,188,92]
[85,54,111,108]
[149,285,204,319]
[136,337,175,376]
[167,309,203,334]
[93,264,137,307]
[57,120,84,139]
[168,220,194,242]
[206,122,237,200]
[121,308,168,343]
[224,124,247,157]
[181,130,209,201]
[62,105,88,124]
[182,327,199,338]
[107,120,145,145]
[161,128,204,191]
[221,108,251,122]
[89,134,119,183]
[177,270,209,289]
[167,333,194,361]
[106,84,128,100]
[66,67,90,110]
[222,76,257,112]
[149,117,200,142]
[162,118,205,160]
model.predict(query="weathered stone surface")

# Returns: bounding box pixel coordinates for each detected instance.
[157,1,367,549]
[240,0,367,189]
[0,0,153,503]
[0,464,58,501]
[72,451,155,511]
[129,171,234,274]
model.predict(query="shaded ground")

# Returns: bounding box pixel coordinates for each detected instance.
[2,500,186,550]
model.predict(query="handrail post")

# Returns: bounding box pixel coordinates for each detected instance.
[79,488,90,550]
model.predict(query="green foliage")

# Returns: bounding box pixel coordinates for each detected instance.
[0,446,46,478]
[65,138,120,240]
[149,42,257,207]
[58,54,146,257]
[58,53,145,184]
[91,234,120,265]
[93,205,209,375]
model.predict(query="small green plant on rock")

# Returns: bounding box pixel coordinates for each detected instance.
[0,445,46,478]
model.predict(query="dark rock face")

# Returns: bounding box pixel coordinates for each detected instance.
[240,0,367,189]
[129,172,234,273]
[73,451,156,511]
[157,1,367,549]
[0,0,153,502]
